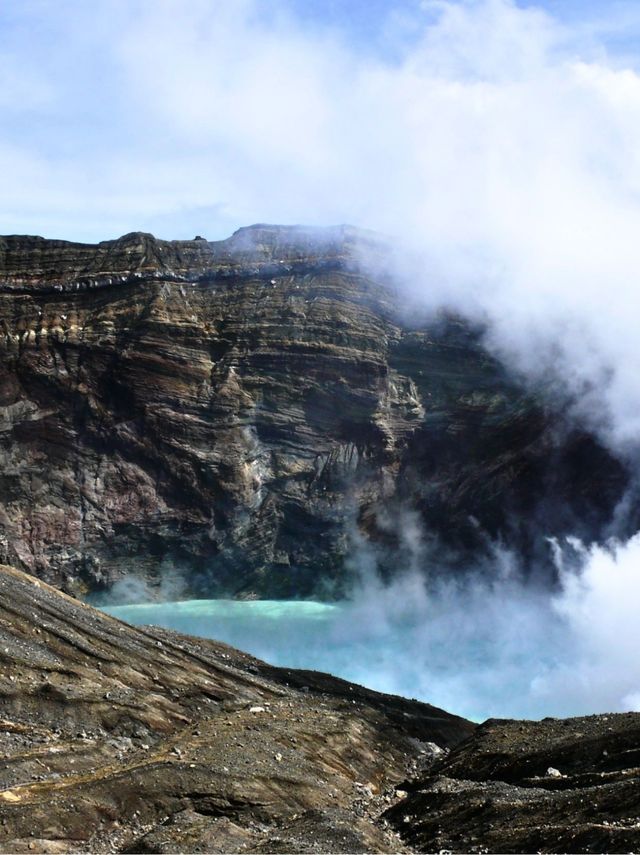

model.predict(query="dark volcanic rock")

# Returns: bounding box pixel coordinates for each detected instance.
[0,562,473,853]
[386,714,640,853]
[0,225,628,597]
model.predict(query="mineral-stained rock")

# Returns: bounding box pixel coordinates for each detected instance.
[0,562,473,853]
[0,225,629,597]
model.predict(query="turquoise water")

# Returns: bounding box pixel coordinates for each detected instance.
[103,591,569,722]
[104,598,341,665]
[100,547,640,722]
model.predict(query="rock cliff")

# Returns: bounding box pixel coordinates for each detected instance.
[0,225,628,597]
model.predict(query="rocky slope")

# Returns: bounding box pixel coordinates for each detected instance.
[1,562,639,854]
[386,713,640,853]
[0,225,628,597]
[0,562,472,853]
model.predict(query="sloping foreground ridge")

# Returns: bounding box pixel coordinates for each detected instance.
[1,562,639,853]
[0,561,470,853]
[0,225,629,597]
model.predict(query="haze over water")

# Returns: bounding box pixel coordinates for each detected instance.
[104,536,640,724]
[104,596,518,723]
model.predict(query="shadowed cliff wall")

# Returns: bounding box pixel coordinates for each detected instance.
[0,225,628,597]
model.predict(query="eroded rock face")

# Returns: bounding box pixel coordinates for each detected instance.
[0,225,628,597]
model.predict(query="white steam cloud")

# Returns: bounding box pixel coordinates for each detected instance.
[326,526,640,720]
[109,0,640,445]
[106,533,640,721]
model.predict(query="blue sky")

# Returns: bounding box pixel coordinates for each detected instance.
[2,0,640,243]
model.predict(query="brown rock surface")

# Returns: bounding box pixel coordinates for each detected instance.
[0,225,628,597]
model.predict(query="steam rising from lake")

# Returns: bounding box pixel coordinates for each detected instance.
[105,533,640,723]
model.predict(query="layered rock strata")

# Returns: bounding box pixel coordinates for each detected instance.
[0,226,627,597]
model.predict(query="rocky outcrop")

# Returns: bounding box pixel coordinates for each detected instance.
[0,562,472,853]
[0,225,628,597]
[386,713,640,853]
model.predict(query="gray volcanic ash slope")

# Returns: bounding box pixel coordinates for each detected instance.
[0,560,470,853]
[0,225,630,599]
[1,561,640,855]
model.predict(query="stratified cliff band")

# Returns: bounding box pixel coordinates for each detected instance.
[0,225,629,597]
